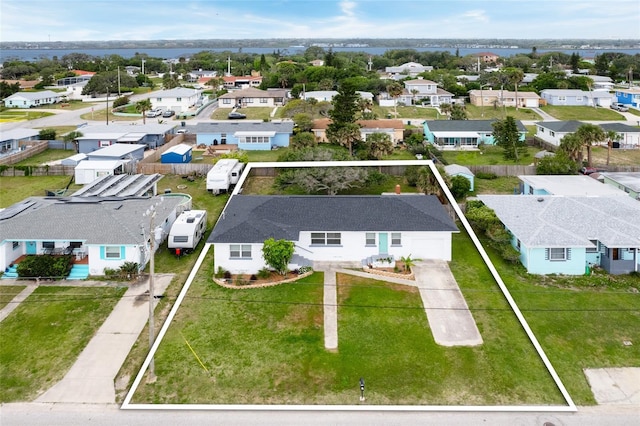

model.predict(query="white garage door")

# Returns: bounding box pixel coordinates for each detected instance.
[411,237,445,260]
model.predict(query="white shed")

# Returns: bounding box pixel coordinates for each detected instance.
[74,160,125,184]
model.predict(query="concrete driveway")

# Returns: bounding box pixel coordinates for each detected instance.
[35,274,174,404]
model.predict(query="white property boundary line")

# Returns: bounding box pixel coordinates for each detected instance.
[122,160,576,412]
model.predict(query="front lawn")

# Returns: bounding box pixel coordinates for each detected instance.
[464,104,542,121]
[0,110,54,123]
[130,230,565,405]
[0,286,26,310]
[210,107,274,121]
[540,105,625,121]
[0,285,126,402]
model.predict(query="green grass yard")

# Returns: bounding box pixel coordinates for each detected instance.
[12,149,76,166]
[0,286,126,402]
[130,230,566,406]
[441,145,538,166]
[0,176,81,208]
[0,110,54,123]
[540,105,625,121]
[0,286,26,310]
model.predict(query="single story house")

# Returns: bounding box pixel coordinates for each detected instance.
[0,79,39,90]
[302,90,374,103]
[74,160,126,184]
[599,172,640,200]
[218,87,287,109]
[535,121,640,148]
[423,119,527,149]
[468,89,541,108]
[0,128,39,155]
[517,175,627,196]
[444,164,474,191]
[614,88,640,109]
[3,90,62,108]
[0,196,187,277]
[540,89,615,108]
[152,87,203,113]
[478,194,640,275]
[209,194,459,274]
[85,143,146,162]
[161,143,192,164]
[73,123,176,153]
[312,119,405,145]
[192,121,293,150]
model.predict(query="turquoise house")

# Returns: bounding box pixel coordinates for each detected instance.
[478,195,640,275]
[423,119,527,149]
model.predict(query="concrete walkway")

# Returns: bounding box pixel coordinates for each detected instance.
[36,274,174,404]
[0,284,37,323]
[585,368,640,405]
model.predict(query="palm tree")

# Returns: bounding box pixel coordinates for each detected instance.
[575,124,605,167]
[604,130,622,166]
[386,82,404,118]
[559,133,584,164]
[63,131,84,153]
[439,102,452,118]
[410,89,420,106]
[135,99,153,124]
[506,68,524,110]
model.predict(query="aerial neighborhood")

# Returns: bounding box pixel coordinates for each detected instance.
[1,40,639,415]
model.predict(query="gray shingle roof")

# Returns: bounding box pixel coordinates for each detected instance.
[425,119,527,132]
[190,121,294,134]
[0,196,185,245]
[209,195,458,244]
[477,195,640,248]
[537,121,640,134]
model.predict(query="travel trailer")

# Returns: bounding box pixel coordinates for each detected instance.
[167,210,208,255]
[206,159,244,194]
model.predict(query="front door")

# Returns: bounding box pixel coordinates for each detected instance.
[26,241,37,255]
[378,233,388,255]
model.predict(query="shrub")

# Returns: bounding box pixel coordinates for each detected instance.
[16,254,72,279]
[215,266,226,278]
[449,175,471,200]
[404,165,421,187]
[223,270,232,279]
[475,172,498,180]
[249,274,258,281]
[38,128,57,140]
[297,266,313,274]
[112,96,130,108]
[257,268,271,279]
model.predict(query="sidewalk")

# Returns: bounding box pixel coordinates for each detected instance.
[0,284,37,323]
[35,274,174,403]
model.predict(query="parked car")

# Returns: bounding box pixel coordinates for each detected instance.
[162,110,176,117]
[228,112,246,119]
[580,166,598,175]
[610,103,629,112]
[146,109,162,117]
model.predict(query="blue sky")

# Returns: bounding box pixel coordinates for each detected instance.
[1,0,639,42]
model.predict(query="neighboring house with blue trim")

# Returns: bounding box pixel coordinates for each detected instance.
[478,195,640,275]
[614,87,640,109]
[3,90,62,108]
[423,119,526,149]
[209,195,459,275]
[191,121,293,150]
[0,196,188,277]
[517,175,627,196]
[444,164,475,191]
[540,89,615,107]
[600,172,640,200]
[161,143,192,163]
[74,123,176,153]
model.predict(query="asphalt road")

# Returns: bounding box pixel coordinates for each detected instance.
[2,403,640,426]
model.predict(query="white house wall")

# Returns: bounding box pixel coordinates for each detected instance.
[215,231,453,274]
[86,244,144,276]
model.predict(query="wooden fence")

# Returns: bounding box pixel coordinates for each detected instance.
[0,164,75,176]
[137,162,213,176]
[0,140,49,166]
